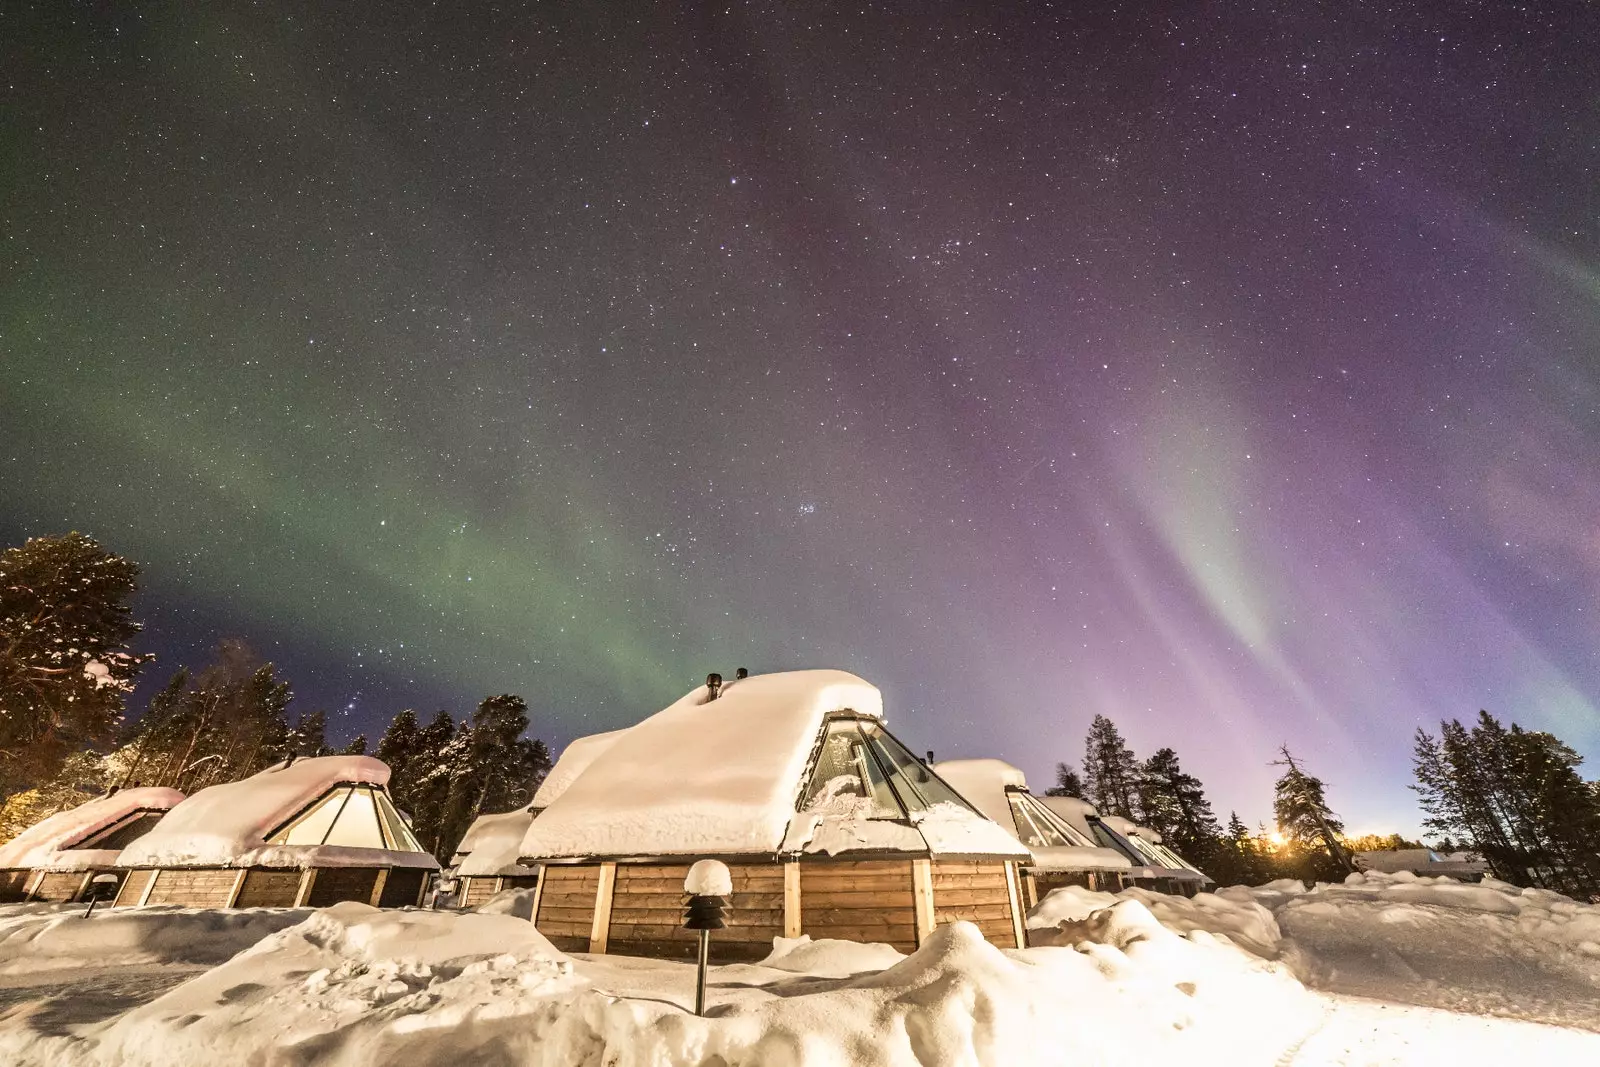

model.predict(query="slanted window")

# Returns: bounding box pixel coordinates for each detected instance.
[1005,790,1094,849]
[72,810,167,851]
[800,717,982,820]
[267,784,427,852]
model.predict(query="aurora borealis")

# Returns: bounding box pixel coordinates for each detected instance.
[4,3,1597,833]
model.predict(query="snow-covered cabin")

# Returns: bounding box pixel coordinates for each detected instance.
[930,759,1133,901]
[517,669,1030,959]
[1354,848,1489,882]
[1037,796,1209,895]
[0,787,184,903]
[449,729,627,907]
[112,756,438,909]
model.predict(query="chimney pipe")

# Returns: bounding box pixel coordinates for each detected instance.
[705,673,723,701]
[925,750,935,765]
[735,667,748,680]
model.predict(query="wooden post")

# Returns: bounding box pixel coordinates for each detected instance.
[224,868,249,908]
[912,857,937,945]
[22,870,44,902]
[368,868,390,907]
[527,865,546,925]
[782,860,802,938]
[588,862,617,953]
[293,868,318,907]
[1020,868,1037,910]
[138,869,160,906]
[110,872,134,909]
[493,876,505,894]
[1003,861,1027,949]
[75,870,96,903]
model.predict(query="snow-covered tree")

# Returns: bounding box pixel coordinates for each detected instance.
[0,533,150,796]
[1082,715,1140,818]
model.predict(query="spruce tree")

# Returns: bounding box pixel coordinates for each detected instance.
[340,734,368,756]
[1082,715,1140,818]
[1044,762,1085,797]
[1138,747,1222,861]
[1271,746,1352,878]
[0,533,151,794]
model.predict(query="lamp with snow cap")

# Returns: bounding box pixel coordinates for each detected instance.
[683,858,731,1016]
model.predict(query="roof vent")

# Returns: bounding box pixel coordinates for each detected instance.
[735,667,749,680]
[705,672,723,701]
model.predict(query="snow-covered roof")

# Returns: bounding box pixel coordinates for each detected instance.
[118,756,438,871]
[519,669,1026,861]
[1101,815,1161,843]
[932,760,1130,872]
[530,729,627,809]
[454,808,537,877]
[1037,796,1099,840]
[0,787,185,872]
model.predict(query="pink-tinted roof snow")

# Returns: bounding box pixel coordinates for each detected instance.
[0,787,185,871]
[118,755,436,870]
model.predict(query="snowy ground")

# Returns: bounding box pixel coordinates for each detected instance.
[0,872,1595,1066]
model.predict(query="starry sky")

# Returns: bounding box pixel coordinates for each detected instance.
[4,2,1598,835]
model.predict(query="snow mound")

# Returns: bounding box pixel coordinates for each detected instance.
[758,934,908,976]
[0,902,313,976]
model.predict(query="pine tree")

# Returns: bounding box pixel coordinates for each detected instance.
[1204,810,1269,886]
[340,734,368,756]
[1082,715,1140,818]
[1271,746,1352,878]
[401,710,460,855]
[1044,762,1084,797]
[0,751,109,844]
[0,533,151,795]
[112,641,292,793]
[1138,747,1222,861]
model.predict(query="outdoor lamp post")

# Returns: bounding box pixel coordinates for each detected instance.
[682,859,731,1017]
[83,873,121,917]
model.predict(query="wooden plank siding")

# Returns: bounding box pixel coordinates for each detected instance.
[144,868,240,907]
[29,870,89,903]
[306,867,382,907]
[606,863,785,962]
[235,869,304,908]
[0,869,33,903]
[461,876,500,909]
[930,860,1017,947]
[801,859,917,952]
[379,867,429,908]
[112,868,155,907]
[535,865,600,952]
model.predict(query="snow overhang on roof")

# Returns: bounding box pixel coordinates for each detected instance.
[0,787,185,872]
[530,729,628,809]
[454,808,538,876]
[117,755,437,871]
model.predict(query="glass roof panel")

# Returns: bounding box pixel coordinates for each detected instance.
[858,721,973,813]
[322,787,385,848]
[801,720,902,818]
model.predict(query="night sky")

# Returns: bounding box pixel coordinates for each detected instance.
[5,2,1598,835]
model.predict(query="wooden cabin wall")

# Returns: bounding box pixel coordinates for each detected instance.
[604,863,784,962]
[0,869,36,903]
[378,867,429,907]
[307,867,381,908]
[236,869,303,907]
[931,861,1018,948]
[535,865,600,951]
[144,868,239,907]
[460,876,499,909]
[29,871,89,903]
[800,859,918,952]
[112,868,155,907]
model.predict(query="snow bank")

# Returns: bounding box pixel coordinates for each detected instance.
[1037,870,1600,1032]
[520,670,885,858]
[0,788,184,872]
[0,902,1316,1067]
[0,902,312,975]
[452,809,536,877]
[117,757,435,870]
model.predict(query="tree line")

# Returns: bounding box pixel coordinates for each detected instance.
[1054,711,1600,899]
[0,533,550,860]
